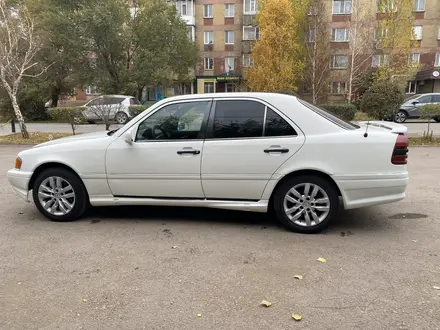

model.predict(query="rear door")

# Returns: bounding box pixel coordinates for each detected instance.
[201,98,305,200]
[412,94,432,117]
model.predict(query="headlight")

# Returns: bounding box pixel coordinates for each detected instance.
[15,157,22,169]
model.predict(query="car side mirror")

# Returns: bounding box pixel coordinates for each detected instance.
[124,129,136,145]
[412,100,420,105]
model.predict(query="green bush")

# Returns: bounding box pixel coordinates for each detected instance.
[419,104,440,119]
[360,81,404,120]
[320,103,357,121]
[48,107,86,135]
[353,112,375,122]
[130,105,150,117]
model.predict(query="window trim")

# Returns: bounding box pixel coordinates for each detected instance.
[414,0,425,12]
[133,99,214,142]
[225,56,235,71]
[204,97,301,140]
[330,55,349,69]
[225,31,235,44]
[435,52,440,67]
[408,53,420,65]
[332,28,350,42]
[244,0,258,15]
[204,31,214,44]
[203,4,213,18]
[225,3,235,17]
[413,25,423,40]
[243,26,259,40]
[332,0,352,15]
[204,57,214,70]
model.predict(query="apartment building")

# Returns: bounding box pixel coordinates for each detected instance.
[325,0,440,101]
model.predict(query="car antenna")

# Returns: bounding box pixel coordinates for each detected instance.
[363,120,370,138]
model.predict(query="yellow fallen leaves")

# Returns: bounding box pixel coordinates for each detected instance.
[172,246,177,249]
[292,314,302,321]
[82,298,87,302]
[196,313,201,318]
[260,300,272,307]
[317,257,326,263]
[433,286,440,290]
[0,132,72,145]
[293,275,303,280]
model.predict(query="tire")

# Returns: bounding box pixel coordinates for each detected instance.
[115,112,129,124]
[273,175,339,234]
[32,168,88,222]
[434,116,440,123]
[87,120,96,124]
[394,110,407,123]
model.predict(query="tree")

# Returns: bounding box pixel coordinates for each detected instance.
[0,1,44,138]
[375,0,416,82]
[346,0,375,102]
[360,80,404,120]
[246,0,309,92]
[302,0,329,104]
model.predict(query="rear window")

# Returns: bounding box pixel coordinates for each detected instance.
[298,99,359,130]
[130,98,141,105]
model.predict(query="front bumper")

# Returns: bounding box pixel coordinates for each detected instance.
[7,169,33,202]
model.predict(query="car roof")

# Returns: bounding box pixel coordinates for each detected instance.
[93,95,134,99]
[162,92,298,102]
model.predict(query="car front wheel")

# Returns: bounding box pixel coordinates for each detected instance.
[273,175,339,234]
[394,111,408,123]
[32,168,88,222]
[434,116,440,123]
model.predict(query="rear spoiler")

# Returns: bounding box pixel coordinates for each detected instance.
[357,121,408,134]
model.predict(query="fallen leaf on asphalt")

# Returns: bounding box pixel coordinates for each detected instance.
[82,298,87,302]
[260,300,272,307]
[294,275,303,280]
[433,286,440,290]
[172,246,177,249]
[317,257,326,263]
[292,314,302,321]
[196,313,201,317]
[412,240,417,243]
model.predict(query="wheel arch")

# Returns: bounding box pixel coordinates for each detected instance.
[28,162,87,194]
[268,169,342,208]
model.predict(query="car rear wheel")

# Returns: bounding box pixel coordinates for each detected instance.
[115,111,128,124]
[273,175,339,234]
[394,111,407,123]
[32,168,88,222]
[434,116,440,123]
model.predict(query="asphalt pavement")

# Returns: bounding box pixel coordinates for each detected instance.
[0,145,439,330]
[0,119,439,137]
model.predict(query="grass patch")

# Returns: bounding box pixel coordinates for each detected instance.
[0,132,72,145]
[354,112,375,121]
[408,137,440,146]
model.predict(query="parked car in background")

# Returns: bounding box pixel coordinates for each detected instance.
[394,93,440,123]
[83,95,141,124]
[7,93,409,234]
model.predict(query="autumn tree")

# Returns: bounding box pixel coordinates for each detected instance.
[0,0,44,138]
[303,0,329,104]
[246,0,309,92]
[346,0,375,102]
[375,0,416,83]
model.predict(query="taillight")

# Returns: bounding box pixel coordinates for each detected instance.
[391,133,408,165]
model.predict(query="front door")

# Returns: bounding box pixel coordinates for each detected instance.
[106,100,212,198]
[201,99,305,200]
[412,94,432,117]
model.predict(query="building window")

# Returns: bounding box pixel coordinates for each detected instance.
[414,0,425,11]
[225,83,234,93]
[225,4,235,17]
[307,28,316,42]
[373,28,388,41]
[408,53,420,65]
[204,31,214,44]
[330,55,349,69]
[187,26,195,42]
[204,82,214,93]
[243,26,260,40]
[332,28,350,42]
[372,54,390,68]
[242,54,254,67]
[406,81,416,94]
[225,57,235,72]
[332,0,352,14]
[175,0,192,16]
[204,57,214,70]
[330,82,346,94]
[86,85,99,95]
[225,31,235,44]
[435,53,440,67]
[413,26,423,40]
[204,4,213,18]
[377,0,395,12]
[244,0,258,14]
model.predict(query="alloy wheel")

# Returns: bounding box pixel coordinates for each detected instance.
[38,176,76,216]
[283,183,330,227]
[395,112,406,123]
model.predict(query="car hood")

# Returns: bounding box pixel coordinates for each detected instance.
[33,131,111,148]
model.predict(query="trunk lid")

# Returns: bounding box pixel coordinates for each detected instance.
[357,121,408,134]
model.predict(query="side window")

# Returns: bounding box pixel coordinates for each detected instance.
[432,95,440,103]
[265,108,297,136]
[87,99,100,106]
[418,95,432,103]
[213,100,265,138]
[136,101,211,141]
[130,98,141,105]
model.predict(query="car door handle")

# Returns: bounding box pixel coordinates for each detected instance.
[264,146,289,154]
[177,148,200,155]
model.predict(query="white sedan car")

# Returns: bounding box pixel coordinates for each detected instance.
[7,93,409,233]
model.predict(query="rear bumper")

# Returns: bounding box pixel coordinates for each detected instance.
[7,169,32,202]
[333,172,408,210]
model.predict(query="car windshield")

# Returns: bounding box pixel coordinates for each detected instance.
[404,94,420,102]
[298,99,359,130]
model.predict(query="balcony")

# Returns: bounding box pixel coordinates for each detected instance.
[242,40,254,53]
[242,14,257,26]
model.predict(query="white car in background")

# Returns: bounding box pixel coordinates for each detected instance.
[83,95,141,124]
[7,93,409,233]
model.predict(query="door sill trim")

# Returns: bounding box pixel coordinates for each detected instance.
[89,196,268,213]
